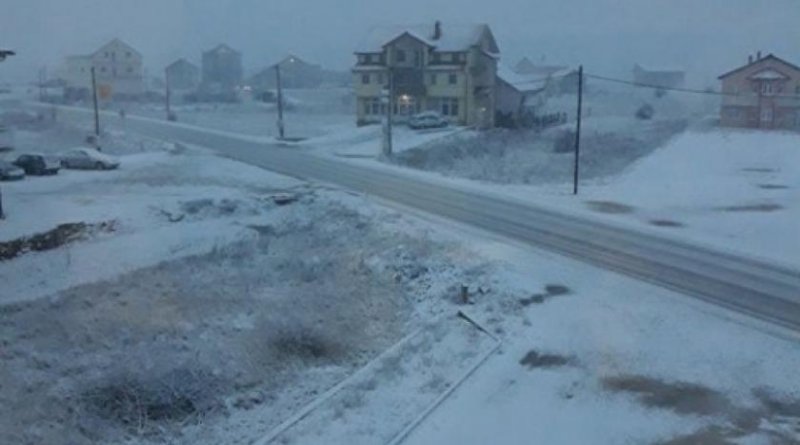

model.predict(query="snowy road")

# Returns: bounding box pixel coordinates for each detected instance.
[42,104,800,332]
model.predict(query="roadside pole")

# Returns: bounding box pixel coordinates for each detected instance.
[573,65,583,195]
[382,69,393,157]
[275,64,285,140]
[0,48,14,220]
[165,68,172,121]
[91,66,101,148]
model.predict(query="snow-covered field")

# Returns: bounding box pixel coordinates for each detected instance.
[2,96,800,445]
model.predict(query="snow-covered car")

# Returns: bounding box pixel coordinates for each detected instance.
[60,147,120,170]
[0,160,25,181]
[408,111,449,130]
[12,153,60,175]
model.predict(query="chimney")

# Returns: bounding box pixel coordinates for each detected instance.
[757,51,762,60]
[433,21,442,40]
[748,55,753,64]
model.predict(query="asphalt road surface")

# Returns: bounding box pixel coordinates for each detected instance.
[43,104,800,332]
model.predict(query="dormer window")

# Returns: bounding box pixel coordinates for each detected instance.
[761,82,773,95]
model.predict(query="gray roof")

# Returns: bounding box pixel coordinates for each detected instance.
[497,64,547,93]
[355,23,496,53]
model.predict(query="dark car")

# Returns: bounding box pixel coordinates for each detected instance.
[13,153,60,175]
[0,160,25,180]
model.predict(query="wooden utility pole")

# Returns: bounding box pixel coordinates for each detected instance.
[275,64,285,140]
[165,68,171,120]
[91,66,100,139]
[382,70,394,157]
[573,65,583,195]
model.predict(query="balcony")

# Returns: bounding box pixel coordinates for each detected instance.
[392,68,425,97]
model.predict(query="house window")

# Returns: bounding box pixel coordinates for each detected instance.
[432,53,441,64]
[396,50,406,63]
[377,73,385,85]
[448,74,457,85]
[127,66,134,74]
[100,66,107,73]
[430,74,437,85]
[126,52,131,58]
[104,52,109,58]
[796,85,800,95]
[414,50,422,67]
[440,98,459,117]
[361,73,370,85]
[761,107,773,122]
[761,82,773,95]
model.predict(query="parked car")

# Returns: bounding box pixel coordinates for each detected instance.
[408,111,449,130]
[60,147,120,170]
[0,160,25,181]
[12,153,60,175]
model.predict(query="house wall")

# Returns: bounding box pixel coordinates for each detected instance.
[167,62,199,90]
[63,40,143,99]
[202,49,243,88]
[352,26,500,128]
[720,57,800,129]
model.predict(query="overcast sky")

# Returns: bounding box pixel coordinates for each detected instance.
[1,0,798,85]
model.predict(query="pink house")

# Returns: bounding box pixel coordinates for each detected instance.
[718,53,800,130]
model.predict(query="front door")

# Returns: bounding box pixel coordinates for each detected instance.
[760,106,774,129]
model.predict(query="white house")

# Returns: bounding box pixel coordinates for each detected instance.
[63,39,143,100]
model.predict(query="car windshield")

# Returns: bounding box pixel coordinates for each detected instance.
[1,2,800,445]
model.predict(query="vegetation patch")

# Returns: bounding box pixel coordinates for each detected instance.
[585,201,636,214]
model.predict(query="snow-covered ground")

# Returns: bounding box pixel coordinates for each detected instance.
[3,95,800,445]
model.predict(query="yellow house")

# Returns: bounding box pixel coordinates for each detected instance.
[353,22,500,128]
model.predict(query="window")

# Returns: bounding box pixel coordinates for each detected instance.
[414,50,422,67]
[432,53,441,64]
[127,66,134,74]
[100,66,107,73]
[377,73,385,85]
[396,50,406,63]
[361,73,370,85]
[761,82,773,95]
[761,107,773,122]
[430,74,437,85]
[126,52,131,58]
[104,52,109,58]
[796,85,800,95]
[448,74,457,85]
[439,98,459,117]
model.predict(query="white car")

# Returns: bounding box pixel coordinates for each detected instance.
[408,111,449,130]
[60,147,120,170]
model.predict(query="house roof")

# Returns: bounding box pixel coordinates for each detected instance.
[749,68,789,80]
[718,54,800,79]
[355,23,498,54]
[167,58,198,70]
[92,38,141,58]
[205,44,240,56]
[497,64,548,93]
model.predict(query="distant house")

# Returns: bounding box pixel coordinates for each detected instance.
[166,58,200,91]
[249,55,323,92]
[718,53,800,130]
[199,44,243,101]
[513,57,579,95]
[632,64,685,89]
[62,38,143,101]
[353,21,500,128]
[495,65,548,127]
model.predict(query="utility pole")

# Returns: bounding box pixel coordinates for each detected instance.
[91,66,100,143]
[573,65,583,195]
[275,64,285,140]
[0,48,14,220]
[382,69,394,157]
[165,67,172,121]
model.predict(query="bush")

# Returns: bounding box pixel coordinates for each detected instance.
[636,104,655,120]
[553,130,576,153]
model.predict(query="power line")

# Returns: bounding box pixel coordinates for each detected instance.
[586,72,800,101]
[586,73,736,96]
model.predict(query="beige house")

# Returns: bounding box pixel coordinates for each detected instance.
[63,39,143,100]
[353,22,500,127]
[719,53,800,130]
